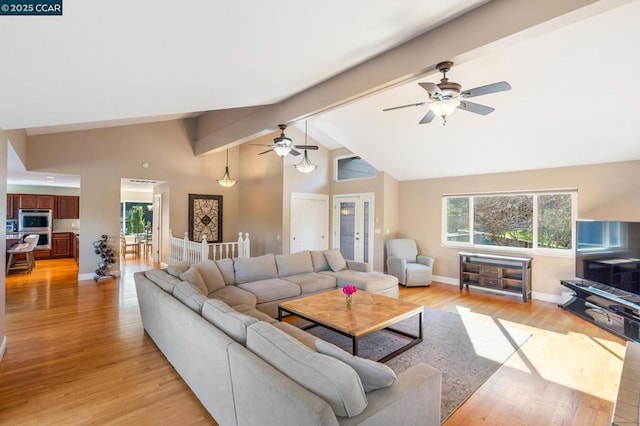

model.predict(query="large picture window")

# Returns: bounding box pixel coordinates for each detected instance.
[442,191,576,254]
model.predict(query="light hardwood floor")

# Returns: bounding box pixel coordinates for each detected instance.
[0,258,625,425]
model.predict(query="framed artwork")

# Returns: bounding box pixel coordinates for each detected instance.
[188,194,223,243]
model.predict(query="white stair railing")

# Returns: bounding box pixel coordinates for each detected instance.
[169,230,250,264]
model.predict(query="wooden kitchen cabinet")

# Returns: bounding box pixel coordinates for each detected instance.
[6,194,17,218]
[19,194,55,209]
[55,196,80,219]
[51,232,73,258]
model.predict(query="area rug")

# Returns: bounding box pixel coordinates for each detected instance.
[298,307,531,422]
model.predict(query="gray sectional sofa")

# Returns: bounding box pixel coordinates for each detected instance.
[134,249,442,425]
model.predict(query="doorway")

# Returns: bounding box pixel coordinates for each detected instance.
[333,193,373,263]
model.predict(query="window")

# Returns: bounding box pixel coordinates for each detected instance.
[120,202,153,235]
[336,156,377,181]
[443,191,576,254]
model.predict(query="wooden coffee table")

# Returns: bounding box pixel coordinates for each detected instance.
[278,289,423,362]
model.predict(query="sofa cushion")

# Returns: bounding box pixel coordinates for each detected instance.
[201,299,258,345]
[232,304,278,324]
[234,254,278,284]
[275,251,313,277]
[273,322,317,350]
[237,278,301,304]
[166,261,190,278]
[179,266,208,295]
[216,258,235,285]
[172,281,208,313]
[144,269,181,293]
[193,260,226,293]
[310,250,330,272]
[246,322,367,418]
[209,285,257,308]
[316,339,397,392]
[320,270,398,293]
[324,249,347,272]
[283,272,336,295]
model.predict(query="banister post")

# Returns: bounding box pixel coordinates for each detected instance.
[244,233,250,258]
[202,234,209,260]
[183,232,189,260]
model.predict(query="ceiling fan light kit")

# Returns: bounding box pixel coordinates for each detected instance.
[383,61,511,125]
[217,149,237,187]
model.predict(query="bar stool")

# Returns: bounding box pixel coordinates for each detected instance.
[6,234,40,274]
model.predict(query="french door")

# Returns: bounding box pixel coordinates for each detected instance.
[333,194,373,263]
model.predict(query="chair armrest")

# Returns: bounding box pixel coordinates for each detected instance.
[386,257,407,280]
[417,255,434,268]
[346,260,371,272]
[340,363,442,426]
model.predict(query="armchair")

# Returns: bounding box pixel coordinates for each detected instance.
[385,239,434,287]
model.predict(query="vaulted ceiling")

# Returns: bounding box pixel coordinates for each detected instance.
[2,0,638,182]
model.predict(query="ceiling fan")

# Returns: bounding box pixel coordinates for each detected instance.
[257,124,319,158]
[383,61,511,125]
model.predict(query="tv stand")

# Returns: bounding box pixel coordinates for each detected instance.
[560,279,640,342]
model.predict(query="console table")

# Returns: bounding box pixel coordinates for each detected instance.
[560,279,640,342]
[459,252,532,302]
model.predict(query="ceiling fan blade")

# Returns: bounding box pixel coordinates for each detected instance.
[289,149,301,156]
[293,145,319,150]
[419,82,442,95]
[258,148,274,155]
[383,102,425,112]
[250,143,273,147]
[419,110,436,124]
[457,100,495,115]
[460,81,511,98]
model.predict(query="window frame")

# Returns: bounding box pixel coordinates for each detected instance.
[334,155,377,182]
[441,190,577,257]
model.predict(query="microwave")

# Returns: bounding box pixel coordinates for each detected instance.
[18,209,52,232]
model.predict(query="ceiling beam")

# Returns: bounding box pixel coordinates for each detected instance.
[194,0,627,156]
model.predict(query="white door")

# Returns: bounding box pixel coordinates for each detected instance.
[333,194,373,263]
[290,193,329,253]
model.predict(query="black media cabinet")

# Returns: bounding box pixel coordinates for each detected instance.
[560,279,640,342]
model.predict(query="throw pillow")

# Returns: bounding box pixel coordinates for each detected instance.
[324,249,347,272]
[172,281,208,313]
[179,266,208,295]
[310,250,330,272]
[193,259,226,294]
[215,258,235,285]
[246,322,367,418]
[316,339,397,392]
[167,261,190,278]
[201,299,258,345]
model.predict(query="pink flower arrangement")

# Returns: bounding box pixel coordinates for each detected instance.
[342,284,358,296]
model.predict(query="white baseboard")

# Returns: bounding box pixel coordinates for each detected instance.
[78,270,121,281]
[434,275,563,303]
[0,335,6,363]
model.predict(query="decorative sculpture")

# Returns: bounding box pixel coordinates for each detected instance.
[93,234,116,282]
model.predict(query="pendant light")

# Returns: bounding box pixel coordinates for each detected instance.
[217,149,237,187]
[294,121,318,173]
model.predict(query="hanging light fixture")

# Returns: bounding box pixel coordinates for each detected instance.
[217,149,237,187]
[294,121,318,173]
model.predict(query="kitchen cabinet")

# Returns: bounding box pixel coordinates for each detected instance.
[55,196,80,219]
[51,232,73,258]
[6,194,17,218]
[19,194,55,209]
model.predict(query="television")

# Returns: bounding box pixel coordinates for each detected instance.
[575,220,640,295]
